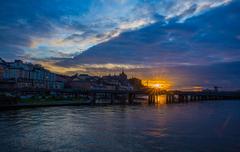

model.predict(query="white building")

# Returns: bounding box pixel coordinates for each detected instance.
[1,59,64,89]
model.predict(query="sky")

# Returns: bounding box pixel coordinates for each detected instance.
[0,0,240,90]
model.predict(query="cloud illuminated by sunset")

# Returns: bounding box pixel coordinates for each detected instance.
[1,0,240,90]
[20,0,232,60]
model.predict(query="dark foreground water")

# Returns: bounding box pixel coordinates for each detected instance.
[0,100,240,152]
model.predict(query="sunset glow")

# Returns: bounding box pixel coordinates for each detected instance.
[153,84,161,88]
[1,1,240,152]
[142,80,172,90]
[0,0,240,89]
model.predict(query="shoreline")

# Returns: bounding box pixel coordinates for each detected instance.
[0,100,141,110]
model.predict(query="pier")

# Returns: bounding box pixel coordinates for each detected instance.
[64,89,240,104]
[1,88,240,106]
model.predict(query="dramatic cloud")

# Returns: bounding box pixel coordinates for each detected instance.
[59,0,240,66]
[1,0,240,89]
[0,0,232,60]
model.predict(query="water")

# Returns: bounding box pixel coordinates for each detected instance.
[0,100,240,152]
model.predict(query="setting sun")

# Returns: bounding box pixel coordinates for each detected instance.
[152,83,161,88]
[142,80,172,90]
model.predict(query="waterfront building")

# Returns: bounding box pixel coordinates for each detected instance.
[0,58,8,80]
[66,71,133,91]
[66,74,93,90]
[78,74,91,80]
[101,70,133,91]
[0,66,3,80]
[0,59,64,89]
[1,58,136,91]
[129,78,144,90]
[68,79,92,90]
[0,65,4,80]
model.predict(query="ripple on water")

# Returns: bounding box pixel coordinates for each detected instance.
[0,101,240,152]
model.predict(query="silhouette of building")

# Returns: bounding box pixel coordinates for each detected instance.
[101,70,132,90]
[129,77,144,90]
[119,69,128,80]
[66,74,92,90]
[66,70,133,91]
[0,58,64,89]
[0,58,7,80]
[0,59,139,91]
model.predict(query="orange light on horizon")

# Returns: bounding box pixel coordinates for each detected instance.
[142,80,172,90]
[152,83,161,88]
[177,86,204,92]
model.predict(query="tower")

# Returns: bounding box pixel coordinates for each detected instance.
[120,69,127,80]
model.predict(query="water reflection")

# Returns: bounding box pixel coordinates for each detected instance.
[0,100,240,152]
[154,95,167,105]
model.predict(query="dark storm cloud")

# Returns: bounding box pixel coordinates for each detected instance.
[59,0,240,67]
[0,0,232,60]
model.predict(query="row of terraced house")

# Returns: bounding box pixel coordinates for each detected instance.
[0,58,64,89]
[0,58,141,91]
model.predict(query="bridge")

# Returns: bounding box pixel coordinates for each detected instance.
[1,88,239,105]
